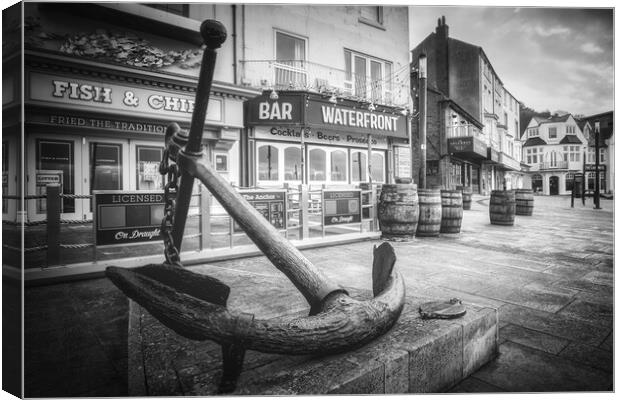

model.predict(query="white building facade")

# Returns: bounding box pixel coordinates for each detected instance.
[522,114,588,195]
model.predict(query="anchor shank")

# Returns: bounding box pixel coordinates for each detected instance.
[172,28,222,250]
[178,152,345,310]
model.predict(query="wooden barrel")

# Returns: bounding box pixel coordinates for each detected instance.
[440,190,463,233]
[456,186,473,210]
[377,183,419,241]
[489,190,516,226]
[416,188,442,237]
[515,189,534,216]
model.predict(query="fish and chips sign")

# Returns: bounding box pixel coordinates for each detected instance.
[93,191,165,246]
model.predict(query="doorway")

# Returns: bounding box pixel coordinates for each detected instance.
[549,176,559,195]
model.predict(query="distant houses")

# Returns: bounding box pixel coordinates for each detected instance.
[521,111,613,196]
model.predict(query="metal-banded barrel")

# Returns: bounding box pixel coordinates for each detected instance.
[456,185,473,210]
[416,188,442,237]
[489,190,516,226]
[515,189,534,216]
[378,183,419,241]
[440,190,463,234]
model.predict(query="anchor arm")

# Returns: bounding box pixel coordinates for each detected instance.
[107,265,405,354]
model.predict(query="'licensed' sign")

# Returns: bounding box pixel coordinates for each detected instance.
[93,191,165,246]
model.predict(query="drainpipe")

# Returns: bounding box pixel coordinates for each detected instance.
[232,4,237,85]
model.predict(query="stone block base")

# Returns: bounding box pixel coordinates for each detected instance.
[128,266,498,395]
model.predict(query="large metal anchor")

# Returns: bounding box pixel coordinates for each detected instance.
[106,20,405,394]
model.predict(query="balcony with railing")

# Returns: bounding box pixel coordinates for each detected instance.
[239,59,410,108]
[445,124,484,140]
[539,161,569,170]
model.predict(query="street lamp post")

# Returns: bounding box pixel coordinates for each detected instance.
[594,120,601,209]
[418,53,427,189]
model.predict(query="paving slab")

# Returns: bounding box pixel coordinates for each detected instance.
[499,303,610,347]
[499,323,569,355]
[473,341,612,392]
[558,342,613,373]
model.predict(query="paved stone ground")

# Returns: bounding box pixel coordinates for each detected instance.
[19,194,614,396]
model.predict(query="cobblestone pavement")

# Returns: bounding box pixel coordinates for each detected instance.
[20,194,614,396]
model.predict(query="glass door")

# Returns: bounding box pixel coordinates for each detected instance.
[27,137,83,222]
[83,139,129,219]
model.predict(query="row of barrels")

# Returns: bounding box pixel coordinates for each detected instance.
[489,189,534,226]
[377,184,535,240]
[377,184,469,240]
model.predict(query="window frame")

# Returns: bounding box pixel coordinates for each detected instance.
[344,49,393,103]
[548,127,557,139]
[358,6,385,29]
[273,29,308,89]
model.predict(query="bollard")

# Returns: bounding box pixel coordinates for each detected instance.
[46,184,61,266]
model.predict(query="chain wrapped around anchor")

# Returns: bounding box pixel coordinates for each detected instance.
[105,19,405,394]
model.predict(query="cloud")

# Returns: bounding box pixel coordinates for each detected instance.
[580,42,604,54]
[532,25,570,37]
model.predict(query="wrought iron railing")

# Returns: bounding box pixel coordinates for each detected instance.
[445,124,484,140]
[539,161,569,169]
[239,59,410,108]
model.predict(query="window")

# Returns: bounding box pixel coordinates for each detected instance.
[275,31,307,89]
[528,128,539,137]
[308,148,326,181]
[565,173,575,192]
[548,127,557,139]
[344,50,393,103]
[370,153,385,182]
[359,6,383,25]
[258,145,279,181]
[2,142,7,213]
[284,147,302,181]
[564,145,581,162]
[599,148,606,163]
[136,146,163,190]
[214,153,228,172]
[330,151,347,181]
[532,174,543,193]
[351,151,367,182]
[588,148,595,163]
[526,147,540,164]
[37,139,75,213]
[90,143,123,191]
[566,125,575,134]
[144,3,189,17]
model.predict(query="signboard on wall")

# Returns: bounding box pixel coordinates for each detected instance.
[394,146,411,179]
[322,189,362,226]
[93,191,164,246]
[36,170,63,213]
[238,190,287,230]
[254,126,389,149]
[28,72,223,122]
[246,92,407,139]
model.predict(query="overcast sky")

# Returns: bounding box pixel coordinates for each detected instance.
[408,6,613,116]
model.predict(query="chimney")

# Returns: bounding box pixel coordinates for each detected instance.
[435,15,449,94]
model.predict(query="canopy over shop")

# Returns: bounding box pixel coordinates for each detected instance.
[244,91,409,187]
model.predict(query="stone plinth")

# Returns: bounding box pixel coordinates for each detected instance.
[128,266,498,395]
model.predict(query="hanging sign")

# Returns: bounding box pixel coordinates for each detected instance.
[93,191,165,246]
[322,189,362,226]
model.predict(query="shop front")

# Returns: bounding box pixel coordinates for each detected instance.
[244,91,408,188]
[446,135,487,193]
[24,54,252,222]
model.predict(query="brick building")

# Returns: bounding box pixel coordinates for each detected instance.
[410,17,523,194]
